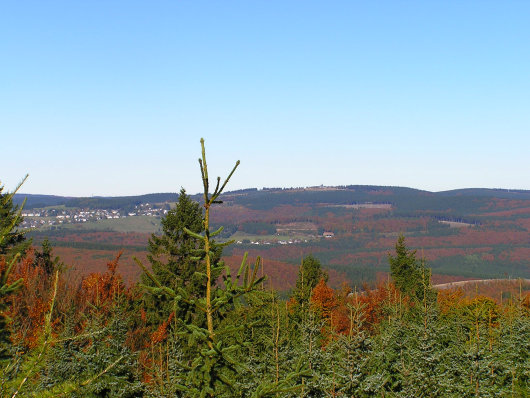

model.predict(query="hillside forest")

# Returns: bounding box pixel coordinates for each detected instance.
[1,139,529,397]
[17,175,530,290]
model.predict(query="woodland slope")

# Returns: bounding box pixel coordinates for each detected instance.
[20,185,530,290]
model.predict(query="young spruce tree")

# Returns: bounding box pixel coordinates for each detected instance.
[139,139,312,397]
[138,139,267,397]
[388,234,433,302]
[0,177,30,260]
[0,177,27,362]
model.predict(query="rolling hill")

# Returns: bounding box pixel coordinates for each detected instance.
[18,185,530,291]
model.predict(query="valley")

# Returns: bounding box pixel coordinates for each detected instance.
[19,185,530,292]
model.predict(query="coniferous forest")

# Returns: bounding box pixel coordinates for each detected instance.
[1,140,529,397]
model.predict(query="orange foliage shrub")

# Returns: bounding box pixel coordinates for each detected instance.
[150,312,175,345]
[522,292,530,311]
[7,248,59,348]
[437,288,465,315]
[52,247,146,284]
[459,296,500,337]
[6,248,138,349]
[329,283,353,335]
[81,251,126,312]
[352,282,402,332]
[310,279,337,322]
[315,281,405,337]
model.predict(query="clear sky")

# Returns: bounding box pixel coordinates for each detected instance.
[2,1,529,196]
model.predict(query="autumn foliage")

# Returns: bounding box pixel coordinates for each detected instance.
[81,251,126,311]
[7,248,60,348]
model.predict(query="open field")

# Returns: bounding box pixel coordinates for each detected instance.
[55,216,161,233]
[230,231,317,243]
[438,220,474,228]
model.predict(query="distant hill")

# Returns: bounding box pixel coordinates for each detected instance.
[437,188,530,199]
[13,194,73,209]
[20,184,530,289]
[63,193,179,210]
[14,185,530,211]
[14,192,179,209]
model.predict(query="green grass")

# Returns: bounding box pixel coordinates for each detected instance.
[48,216,161,233]
[230,231,317,242]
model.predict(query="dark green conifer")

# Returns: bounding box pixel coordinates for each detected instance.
[292,255,328,306]
[0,177,27,362]
[388,234,433,302]
[329,301,372,397]
[138,139,266,397]
[33,238,63,276]
[493,313,530,395]
[0,254,23,362]
[143,188,220,327]
[39,301,144,397]
[0,177,30,260]
[233,290,310,397]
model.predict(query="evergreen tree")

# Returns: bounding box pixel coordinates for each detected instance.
[143,188,218,326]
[295,309,332,397]
[493,313,530,395]
[388,234,432,302]
[0,177,27,362]
[39,303,144,397]
[292,255,328,307]
[144,335,188,397]
[0,251,23,363]
[233,290,310,397]
[33,238,63,276]
[329,301,372,397]
[138,139,266,397]
[0,177,30,260]
[398,306,469,397]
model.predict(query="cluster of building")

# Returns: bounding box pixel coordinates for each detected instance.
[20,203,169,229]
[235,238,312,245]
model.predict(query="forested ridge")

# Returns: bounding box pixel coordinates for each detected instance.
[18,176,530,288]
[2,142,529,397]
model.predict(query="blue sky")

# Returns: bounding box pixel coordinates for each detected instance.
[2,1,529,196]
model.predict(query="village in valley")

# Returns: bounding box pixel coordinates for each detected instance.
[20,202,170,229]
